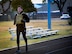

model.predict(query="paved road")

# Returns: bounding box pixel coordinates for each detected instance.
[0,35,72,54]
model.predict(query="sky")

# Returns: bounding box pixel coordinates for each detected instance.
[31,0,43,4]
[0,0,2,1]
[31,0,43,8]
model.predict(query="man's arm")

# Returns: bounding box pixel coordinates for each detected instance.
[14,14,17,25]
[22,14,30,22]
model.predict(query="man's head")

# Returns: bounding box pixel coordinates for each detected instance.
[17,5,23,14]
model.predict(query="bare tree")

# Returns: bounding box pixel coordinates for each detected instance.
[54,0,67,15]
[42,0,67,15]
[0,0,12,14]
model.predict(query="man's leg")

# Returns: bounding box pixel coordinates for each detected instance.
[22,31,28,52]
[16,30,20,50]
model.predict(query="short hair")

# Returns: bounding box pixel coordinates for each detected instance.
[17,5,23,10]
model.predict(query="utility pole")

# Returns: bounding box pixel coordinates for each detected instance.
[47,0,53,29]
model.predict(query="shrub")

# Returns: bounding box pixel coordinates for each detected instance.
[68,17,72,25]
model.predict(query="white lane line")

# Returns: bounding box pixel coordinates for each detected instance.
[0,35,72,51]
